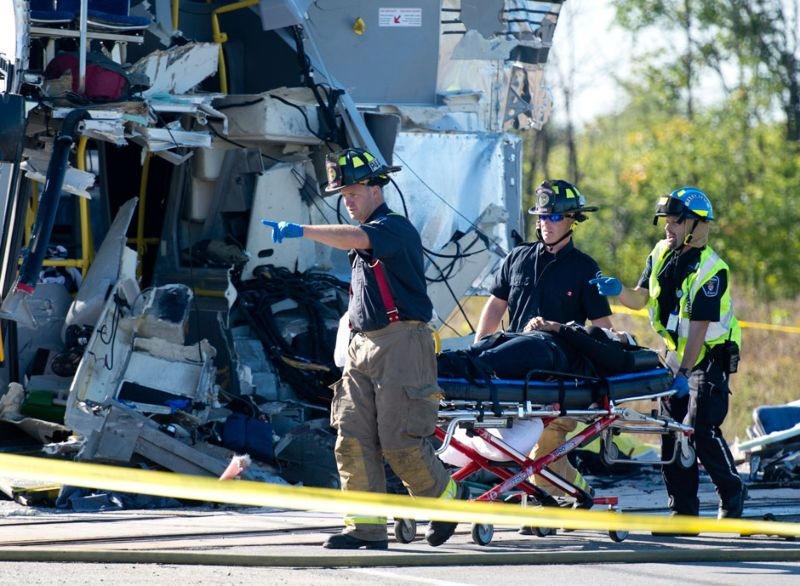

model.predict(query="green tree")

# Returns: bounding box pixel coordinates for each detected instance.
[612,0,800,141]
[518,0,800,443]
[522,1,800,300]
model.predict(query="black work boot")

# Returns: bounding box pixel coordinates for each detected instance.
[425,483,468,547]
[718,484,748,520]
[323,533,388,550]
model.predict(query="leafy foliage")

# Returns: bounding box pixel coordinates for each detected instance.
[522,0,800,301]
[516,0,800,441]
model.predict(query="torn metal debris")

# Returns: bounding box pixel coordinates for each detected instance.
[0,1,568,508]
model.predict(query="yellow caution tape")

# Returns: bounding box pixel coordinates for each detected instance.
[737,320,800,334]
[611,304,800,334]
[1,453,798,538]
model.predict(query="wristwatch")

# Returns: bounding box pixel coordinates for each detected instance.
[677,367,691,377]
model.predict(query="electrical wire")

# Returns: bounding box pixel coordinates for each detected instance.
[235,265,349,405]
[381,173,503,335]
[391,152,508,256]
[154,89,501,339]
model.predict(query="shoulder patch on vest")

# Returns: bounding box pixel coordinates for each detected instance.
[702,275,720,298]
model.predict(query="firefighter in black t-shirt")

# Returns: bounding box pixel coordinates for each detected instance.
[474,179,613,505]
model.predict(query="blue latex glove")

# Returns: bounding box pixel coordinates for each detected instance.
[261,219,303,243]
[670,374,690,398]
[589,276,623,296]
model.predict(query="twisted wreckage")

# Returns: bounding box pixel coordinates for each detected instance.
[0,1,565,505]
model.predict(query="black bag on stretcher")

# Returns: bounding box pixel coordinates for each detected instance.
[437,324,661,381]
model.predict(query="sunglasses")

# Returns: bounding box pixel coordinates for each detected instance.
[537,214,571,223]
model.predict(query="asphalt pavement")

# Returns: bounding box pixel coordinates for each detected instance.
[1,468,799,585]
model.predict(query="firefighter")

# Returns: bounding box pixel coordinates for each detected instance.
[262,147,464,550]
[591,187,746,524]
[473,179,613,511]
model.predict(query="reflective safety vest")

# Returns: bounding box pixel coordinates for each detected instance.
[646,240,741,365]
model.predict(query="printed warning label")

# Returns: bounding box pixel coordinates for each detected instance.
[379,7,422,27]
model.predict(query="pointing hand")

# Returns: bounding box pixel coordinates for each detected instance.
[261,219,303,244]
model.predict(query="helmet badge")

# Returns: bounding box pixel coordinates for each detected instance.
[535,190,553,210]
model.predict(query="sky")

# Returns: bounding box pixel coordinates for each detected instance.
[549,1,800,127]
[549,0,633,126]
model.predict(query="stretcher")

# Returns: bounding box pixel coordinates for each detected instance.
[414,366,696,545]
[739,402,800,484]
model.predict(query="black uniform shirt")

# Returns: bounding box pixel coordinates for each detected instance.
[489,239,611,331]
[348,203,433,332]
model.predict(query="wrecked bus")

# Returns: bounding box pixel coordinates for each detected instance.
[0,1,562,499]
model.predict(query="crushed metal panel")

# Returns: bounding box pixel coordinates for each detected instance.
[451,29,521,60]
[64,198,138,333]
[129,124,212,151]
[503,63,553,130]
[67,293,217,420]
[134,284,193,344]
[242,160,329,279]
[117,352,205,405]
[437,1,563,132]
[134,423,228,477]
[213,88,323,144]
[21,149,96,198]
[392,131,521,326]
[82,405,143,463]
[393,131,519,253]
[13,283,73,368]
[129,42,219,97]
[80,404,226,477]
[66,280,217,437]
[382,96,485,133]
[66,306,137,436]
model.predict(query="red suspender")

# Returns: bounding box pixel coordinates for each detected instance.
[370,260,400,323]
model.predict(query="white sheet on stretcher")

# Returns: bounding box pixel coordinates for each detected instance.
[438,419,544,467]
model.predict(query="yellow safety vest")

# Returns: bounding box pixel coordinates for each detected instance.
[646,240,741,365]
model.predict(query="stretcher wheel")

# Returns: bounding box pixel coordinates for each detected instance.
[471,523,494,546]
[609,529,628,542]
[393,518,417,543]
[602,440,620,466]
[679,443,696,468]
[532,526,555,537]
